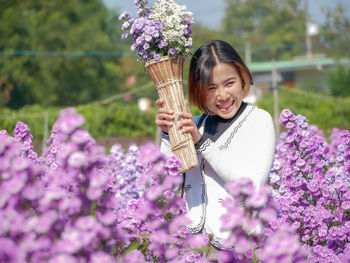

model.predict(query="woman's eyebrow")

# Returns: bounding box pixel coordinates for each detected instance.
[208,76,237,86]
[224,77,236,83]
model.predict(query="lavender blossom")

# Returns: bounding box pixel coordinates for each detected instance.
[169,47,176,56]
[268,109,350,262]
[219,178,308,262]
[2,106,349,262]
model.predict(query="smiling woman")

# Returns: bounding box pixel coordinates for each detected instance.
[204,63,245,119]
[155,39,276,254]
[187,40,252,120]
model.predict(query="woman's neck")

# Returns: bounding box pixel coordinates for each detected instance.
[211,101,247,123]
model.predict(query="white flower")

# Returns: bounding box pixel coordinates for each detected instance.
[119,11,129,20]
[136,37,144,45]
[145,35,152,42]
[143,43,150,50]
[185,38,192,46]
[122,21,130,31]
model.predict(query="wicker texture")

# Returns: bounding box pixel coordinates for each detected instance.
[145,56,198,172]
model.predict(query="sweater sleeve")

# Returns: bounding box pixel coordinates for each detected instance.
[197,110,276,188]
[160,131,173,157]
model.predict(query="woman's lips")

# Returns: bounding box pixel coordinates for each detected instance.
[217,100,234,112]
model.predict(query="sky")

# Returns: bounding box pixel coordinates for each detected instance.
[105,0,350,29]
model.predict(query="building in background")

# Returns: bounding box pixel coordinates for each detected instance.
[249,57,350,99]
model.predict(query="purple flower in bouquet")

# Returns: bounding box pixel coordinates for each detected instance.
[158,40,168,48]
[119,11,131,21]
[169,47,176,56]
[119,0,194,62]
[154,54,161,61]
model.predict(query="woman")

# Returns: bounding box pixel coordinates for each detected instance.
[155,40,276,250]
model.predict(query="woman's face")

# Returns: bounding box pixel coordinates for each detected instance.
[204,63,244,119]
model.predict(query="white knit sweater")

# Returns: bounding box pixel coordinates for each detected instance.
[160,103,276,249]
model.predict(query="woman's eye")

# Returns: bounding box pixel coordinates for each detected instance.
[226,82,235,86]
[208,87,216,91]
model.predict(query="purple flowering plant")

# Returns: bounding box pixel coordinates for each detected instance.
[2,106,350,262]
[0,109,120,263]
[114,144,211,262]
[0,108,210,262]
[119,0,194,62]
[217,178,308,263]
[269,109,350,263]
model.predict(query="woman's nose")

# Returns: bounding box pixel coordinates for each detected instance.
[217,86,228,101]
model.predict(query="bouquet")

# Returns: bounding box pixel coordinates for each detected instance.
[120,0,198,172]
[119,0,194,62]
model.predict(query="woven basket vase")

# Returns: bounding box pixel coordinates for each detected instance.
[145,56,198,172]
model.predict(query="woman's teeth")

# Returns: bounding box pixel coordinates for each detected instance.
[218,100,233,110]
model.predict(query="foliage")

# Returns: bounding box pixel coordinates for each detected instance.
[257,87,350,136]
[222,0,306,62]
[328,66,350,97]
[2,86,349,144]
[0,0,127,109]
[320,3,350,58]
[76,102,156,139]
[1,0,349,112]
[269,109,350,262]
[190,24,226,51]
[0,102,158,141]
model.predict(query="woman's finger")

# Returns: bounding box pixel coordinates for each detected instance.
[178,112,193,120]
[157,109,174,120]
[157,113,174,123]
[157,108,174,115]
[155,118,172,133]
[155,118,173,128]
[178,118,194,129]
[156,99,164,108]
[181,125,195,134]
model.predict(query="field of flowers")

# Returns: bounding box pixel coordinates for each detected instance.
[0,107,349,263]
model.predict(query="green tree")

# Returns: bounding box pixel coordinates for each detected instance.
[222,0,306,62]
[328,66,350,97]
[320,3,350,58]
[0,0,128,109]
[190,24,226,50]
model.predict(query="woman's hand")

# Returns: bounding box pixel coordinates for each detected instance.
[178,100,202,144]
[155,99,174,133]
[155,99,202,144]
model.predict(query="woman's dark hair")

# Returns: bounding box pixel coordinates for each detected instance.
[188,40,253,113]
